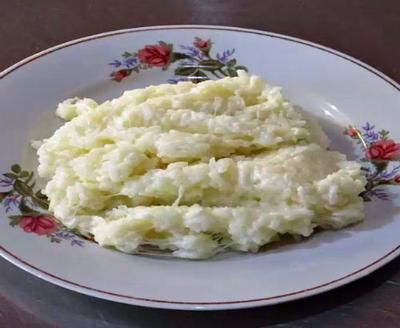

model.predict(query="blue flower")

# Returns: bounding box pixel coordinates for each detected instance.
[53,231,84,247]
[362,122,374,131]
[216,48,235,64]
[109,60,122,68]
[363,130,379,143]
[0,177,12,188]
[54,231,73,240]
[361,122,379,143]
[124,57,138,68]
[368,188,390,200]
[378,164,400,180]
[3,193,20,212]
[179,45,203,59]
[71,239,84,247]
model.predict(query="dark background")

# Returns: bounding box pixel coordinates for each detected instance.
[1,1,400,327]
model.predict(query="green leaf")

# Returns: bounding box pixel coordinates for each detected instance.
[227,67,238,77]
[374,161,389,172]
[32,198,49,210]
[28,182,36,189]
[198,59,224,71]
[3,173,17,180]
[122,51,133,58]
[158,41,169,48]
[8,215,22,220]
[378,129,390,140]
[14,180,32,197]
[32,194,49,210]
[226,59,237,67]
[170,52,191,63]
[235,65,248,72]
[11,164,21,174]
[25,171,34,185]
[192,70,208,77]
[9,216,22,227]
[191,70,209,83]
[19,200,39,215]
[175,66,198,76]
[35,190,48,200]
[19,171,29,178]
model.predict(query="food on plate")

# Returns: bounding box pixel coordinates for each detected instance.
[35,72,366,259]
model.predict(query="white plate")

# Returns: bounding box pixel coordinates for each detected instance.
[1,25,400,311]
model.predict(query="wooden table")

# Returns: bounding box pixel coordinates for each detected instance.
[1,1,400,327]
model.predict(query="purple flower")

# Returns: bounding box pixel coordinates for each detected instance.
[71,239,84,247]
[53,231,84,247]
[123,57,138,68]
[361,122,379,143]
[53,231,73,240]
[0,177,12,188]
[3,193,20,212]
[367,188,391,200]
[216,48,235,64]
[179,45,203,59]
[378,164,400,180]
[362,122,374,131]
[109,60,122,68]
[363,130,379,143]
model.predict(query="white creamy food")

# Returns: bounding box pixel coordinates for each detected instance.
[36,72,366,259]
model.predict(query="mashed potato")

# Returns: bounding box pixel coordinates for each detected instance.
[36,72,366,259]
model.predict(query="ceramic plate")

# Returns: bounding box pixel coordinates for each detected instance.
[1,25,400,311]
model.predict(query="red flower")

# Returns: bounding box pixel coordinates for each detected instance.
[367,139,400,160]
[137,44,170,67]
[111,69,131,82]
[344,127,359,137]
[193,37,210,51]
[19,216,57,235]
[394,176,400,184]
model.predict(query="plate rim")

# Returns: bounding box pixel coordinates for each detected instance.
[1,24,400,311]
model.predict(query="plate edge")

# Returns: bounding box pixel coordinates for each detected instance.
[1,24,400,310]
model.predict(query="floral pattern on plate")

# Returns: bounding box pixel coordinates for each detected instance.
[0,165,87,246]
[109,37,248,83]
[344,123,400,201]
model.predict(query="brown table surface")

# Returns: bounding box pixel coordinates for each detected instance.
[2,0,400,327]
